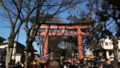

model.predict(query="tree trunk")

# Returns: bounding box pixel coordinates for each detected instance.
[6,37,14,68]
[24,40,33,68]
[6,48,13,68]
[112,36,118,68]
[113,49,118,68]
[24,52,29,68]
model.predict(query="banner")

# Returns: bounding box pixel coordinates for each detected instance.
[36,53,54,63]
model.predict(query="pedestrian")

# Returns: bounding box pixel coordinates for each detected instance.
[92,63,99,68]
[103,59,114,68]
[83,61,92,68]
[48,60,61,68]
[86,61,92,68]
[99,63,103,68]
[77,61,81,68]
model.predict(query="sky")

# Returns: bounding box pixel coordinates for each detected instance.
[0,1,92,55]
[0,10,70,54]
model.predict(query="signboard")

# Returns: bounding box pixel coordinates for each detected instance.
[36,53,54,63]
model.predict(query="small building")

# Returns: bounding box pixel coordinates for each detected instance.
[92,38,120,61]
[0,41,25,63]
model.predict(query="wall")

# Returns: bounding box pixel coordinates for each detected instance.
[0,42,24,63]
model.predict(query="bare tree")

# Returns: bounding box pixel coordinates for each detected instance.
[0,0,40,68]
[0,0,85,68]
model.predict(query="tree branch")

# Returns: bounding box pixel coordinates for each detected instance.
[0,0,13,24]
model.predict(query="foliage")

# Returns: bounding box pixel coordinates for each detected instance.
[91,0,120,68]
[49,36,65,56]
[67,15,95,23]
[96,0,120,29]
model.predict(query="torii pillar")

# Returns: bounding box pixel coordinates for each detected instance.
[36,24,91,60]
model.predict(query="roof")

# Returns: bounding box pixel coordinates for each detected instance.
[93,45,106,52]
[24,45,37,52]
[40,23,93,26]
[14,41,25,48]
[0,41,25,48]
[0,36,6,41]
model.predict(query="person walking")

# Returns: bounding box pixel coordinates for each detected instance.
[92,63,99,68]
[86,61,92,68]
[83,61,92,68]
[103,59,114,68]
[48,60,61,68]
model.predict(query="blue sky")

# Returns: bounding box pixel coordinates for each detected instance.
[0,1,90,54]
[0,10,70,54]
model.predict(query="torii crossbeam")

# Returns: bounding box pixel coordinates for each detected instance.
[36,23,91,60]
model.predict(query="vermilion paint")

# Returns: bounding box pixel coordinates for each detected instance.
[36,25,91,60]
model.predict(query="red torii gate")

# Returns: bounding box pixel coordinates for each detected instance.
[36,23,91,60]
